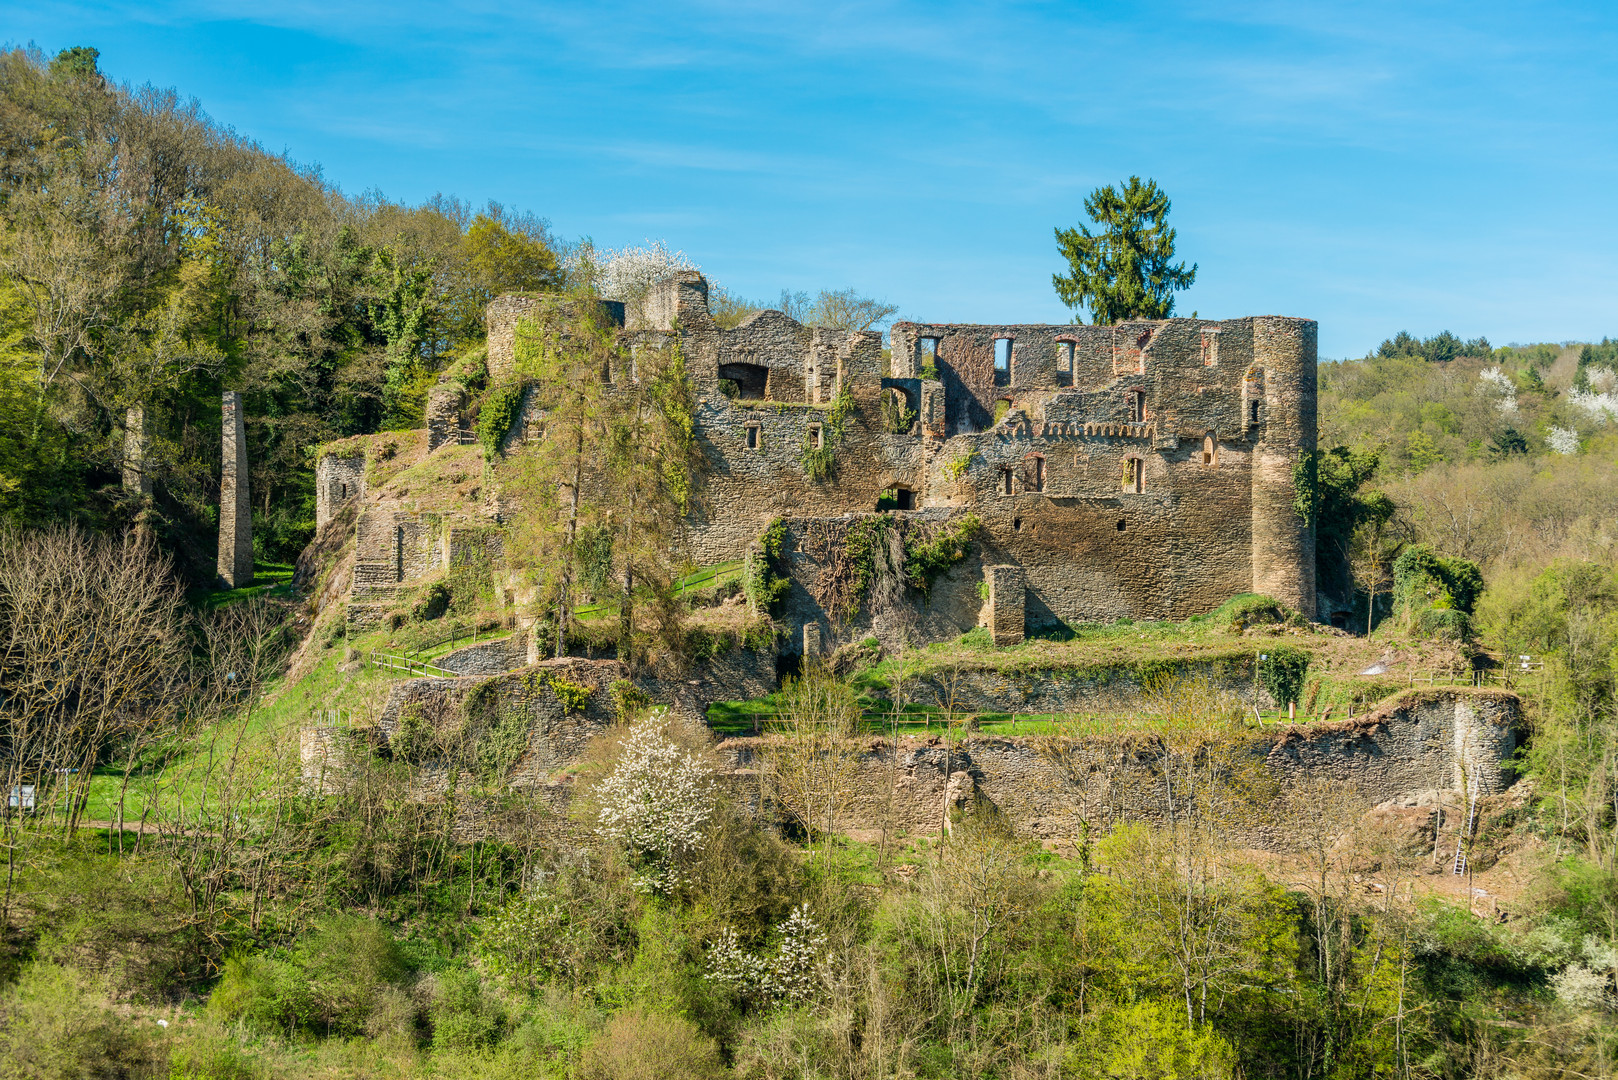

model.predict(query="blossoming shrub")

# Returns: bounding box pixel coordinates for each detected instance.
[594,711,716,893]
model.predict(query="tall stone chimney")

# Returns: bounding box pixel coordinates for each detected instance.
[218,391,253,588]
[121,405,152,496]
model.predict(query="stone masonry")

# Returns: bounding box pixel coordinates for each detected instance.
[122,405,152,496]
[328,274,1319,655]
[218,391,253,588]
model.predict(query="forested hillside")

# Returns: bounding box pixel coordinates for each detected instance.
[1,45,1617,1080]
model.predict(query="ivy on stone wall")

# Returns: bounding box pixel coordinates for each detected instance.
[799,388,856,482]
[745,518,793,616]
[1292,450,1320,527]
[477,380,528,459]
[903,514,982,591]
[1257,646,1310,709]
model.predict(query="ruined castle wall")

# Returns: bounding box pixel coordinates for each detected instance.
[352,508,445,600]
[315,453,365,531]
[715,689,1521,844]
[218,391,253,588]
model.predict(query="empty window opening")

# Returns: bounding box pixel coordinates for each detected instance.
[994,338,1012,384]
[718,362,769,400]
[1249,399,1261,425]
[917,337,940,374]
[1136,329,1152,351]
[1330,611,1348,629]
[1202,433,1217,466]
[1127,390,1145,423]
[1013,517,1023,532]
[1116,518,1127,532]
[877,485,916,511]
[1024,454,1046,493]
[1057,341,1075,385]
[998,467,1014,496]
[808,423,824,449]
[1122,457,1144,494]
[745,425,760,450]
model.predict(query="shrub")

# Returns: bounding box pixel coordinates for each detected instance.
[1393,544,1485,618]
[610,678,651,716]
[429,968,506,1050]
[413,581,451,622]
[1213,593,1298,632]
[1257,646,1309,709]
[0,963,154,1079]
[577,1009,726,1080]
[744,519,792,616]
[208,916,410,1038]
[595,715,716,893]
[904,513,981,591]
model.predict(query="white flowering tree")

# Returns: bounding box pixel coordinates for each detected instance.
[1546,425,1581,455]
[595,711,715,893]
[565,239,699,306]
[705,903,830,1007]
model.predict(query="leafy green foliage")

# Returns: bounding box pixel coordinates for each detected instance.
[745,518,792,615]
[1393,544,1484,616]
[1053,176,1196,324]
[1257,645,1309,707]
[943,448,978,480]
[903,513,982,591]
[476,380,527,459]
[799,388,855,481]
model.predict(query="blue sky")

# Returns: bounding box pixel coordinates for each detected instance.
[5,0,1617,357]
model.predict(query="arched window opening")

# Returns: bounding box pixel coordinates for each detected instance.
[1202,433,1217,466]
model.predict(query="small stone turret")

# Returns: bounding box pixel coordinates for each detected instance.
[1248,316,1317,619]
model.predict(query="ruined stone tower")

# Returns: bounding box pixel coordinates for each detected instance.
[1248,317,1317,618]
[218,391,253,588]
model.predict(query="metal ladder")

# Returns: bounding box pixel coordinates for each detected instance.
[1452,790,1478,875]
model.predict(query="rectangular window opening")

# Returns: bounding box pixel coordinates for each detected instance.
[809,423,823,449]
[917,337,940,374]
[1028,455,1046,493]
[1127,390,1145,423]
[1057,341,1075,385]
[998,468,1014,496]
[1123,458,1144,494]
[745,425,760,449]
[994,338,1012,385]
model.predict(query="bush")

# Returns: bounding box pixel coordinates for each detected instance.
[413,581,451,622]
[208,916,411,1038]
[477,380,528,459]
[1212,593,1299,632]
[576,1008,726,1080]
[1257,646,1309,709]
[0,963,154,1079]
[430,968,506,1050]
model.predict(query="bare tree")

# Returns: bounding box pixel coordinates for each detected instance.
[763,662,863,862]
[0,525,187,927]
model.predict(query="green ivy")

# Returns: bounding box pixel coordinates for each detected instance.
[903,513,982,591]
[841,514,895,619]
[943,449,979,481]
[477,380,528,460]
[1291,450,1320,526]
[745,518,793,615]
[1257,646,1310,709]
[800,388,856,482]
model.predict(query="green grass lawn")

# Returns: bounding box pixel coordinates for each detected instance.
[188,562,297,609]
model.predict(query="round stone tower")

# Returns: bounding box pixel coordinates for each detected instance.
[1249,316,1318,619]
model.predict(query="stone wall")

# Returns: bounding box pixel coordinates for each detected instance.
[438,633,531,677]
[315,453,365,531]
[426,384,465,451]
[715,688,1521,845]
[122,405,152,496]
